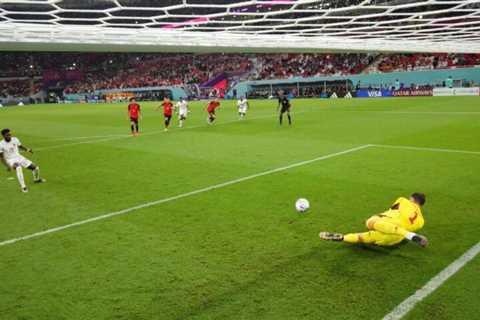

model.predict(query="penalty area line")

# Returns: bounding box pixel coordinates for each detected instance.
[371,144,480,155]
[383,241,480,320]
[0,144,371,247]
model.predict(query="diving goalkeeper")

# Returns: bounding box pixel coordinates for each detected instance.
[320,193,428,247]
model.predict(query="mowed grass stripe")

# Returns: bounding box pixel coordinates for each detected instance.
[0,145,371,247]
[35,110,308,151]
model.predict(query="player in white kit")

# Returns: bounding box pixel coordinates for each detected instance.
[237,96,249,120]
[0,129,45,193]
[176,98,189,128]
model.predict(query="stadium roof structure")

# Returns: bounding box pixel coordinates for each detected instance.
[0,0,480,53]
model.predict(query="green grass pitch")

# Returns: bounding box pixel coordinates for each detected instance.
[0,97,479,320]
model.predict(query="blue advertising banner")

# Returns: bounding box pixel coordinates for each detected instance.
[356,89,393,98]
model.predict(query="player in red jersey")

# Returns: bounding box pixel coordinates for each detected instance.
[156,97,174,131]
[206,98,221,125]
[127,97,141,136]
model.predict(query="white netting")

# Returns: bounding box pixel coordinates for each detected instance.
[0,0,479,52]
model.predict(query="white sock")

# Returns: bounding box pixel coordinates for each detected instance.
[33,166,40,181]
[16,166,26,189]
[405,232,416,240]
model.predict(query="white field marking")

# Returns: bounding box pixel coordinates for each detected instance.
[39,104,317,143]
[36,135,137,151]
[330,110,480,115]
[35,110,307,152]
[383,241,480,320]
[372,144,480,155]
[50,134,129,141]
[0,144,371,247]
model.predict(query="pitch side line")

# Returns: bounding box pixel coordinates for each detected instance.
[383,241,480,320]
[0,144,371,247]
[332,111,480,115]
[372,144,480,155]
[374,142,480,319]
[36,111,307,151]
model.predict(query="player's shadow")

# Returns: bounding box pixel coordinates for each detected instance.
[346,241,407,254]
[339,241,421,263]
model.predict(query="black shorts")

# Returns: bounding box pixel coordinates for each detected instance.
[130,117,138,124]
[280,107,290,113]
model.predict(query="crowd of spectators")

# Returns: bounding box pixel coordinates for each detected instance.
[0,79,42,99]
[250,53,375,80]
[63,53,253,94]
[1,52,480,98]
[0,52,253,94]
[374,53,480,73]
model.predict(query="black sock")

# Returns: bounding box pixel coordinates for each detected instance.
[131,124,134,132]
[135,124,139,132]
[288,114,292,125]
[279,114,283,125]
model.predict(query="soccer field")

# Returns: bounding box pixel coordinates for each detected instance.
[0,97,479,320]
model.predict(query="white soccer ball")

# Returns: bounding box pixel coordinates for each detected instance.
[295,198,310,213]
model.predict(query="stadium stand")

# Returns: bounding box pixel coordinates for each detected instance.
[1,52,480,101]
[371,53,480,73]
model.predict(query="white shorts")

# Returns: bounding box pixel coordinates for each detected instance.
[6,156,32,169]
[179,112,188,118]
[238,107,247,113]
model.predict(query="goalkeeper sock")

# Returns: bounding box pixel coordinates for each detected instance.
[344,232,377,244]
[343,233,360,243]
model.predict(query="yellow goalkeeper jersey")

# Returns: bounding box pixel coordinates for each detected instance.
[381,197,425,232]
